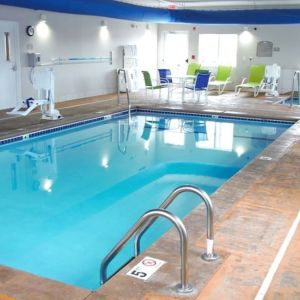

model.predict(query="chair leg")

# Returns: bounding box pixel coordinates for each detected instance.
[235,86,241,96]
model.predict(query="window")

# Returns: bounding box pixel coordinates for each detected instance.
[198,34,238,67]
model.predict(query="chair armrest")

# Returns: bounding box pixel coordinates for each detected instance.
[240,77,247,84]
[209,75,216,82]
[160,78,170,84]
[225,76,232,83]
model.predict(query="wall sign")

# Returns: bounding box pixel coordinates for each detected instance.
[257,41,273,57]
[126,256,166,281]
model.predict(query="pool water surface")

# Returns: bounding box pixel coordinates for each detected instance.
[0,112,291,289]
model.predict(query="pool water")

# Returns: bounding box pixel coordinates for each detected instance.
[0,112,291,290]
[282,97,300,106]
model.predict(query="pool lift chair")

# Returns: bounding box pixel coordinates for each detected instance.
[260,64,281,97]
[7,68,62,120]
[235,64,266,97]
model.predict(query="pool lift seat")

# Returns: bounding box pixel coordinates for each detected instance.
[261,64,281,97]
[7,68,62,120]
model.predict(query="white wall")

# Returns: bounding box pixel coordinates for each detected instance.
[0,5,158,104]
[158,23,300,92]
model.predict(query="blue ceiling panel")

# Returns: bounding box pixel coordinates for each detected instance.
[1,0,300,24]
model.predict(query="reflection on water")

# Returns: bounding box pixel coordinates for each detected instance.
[0,115,286,196]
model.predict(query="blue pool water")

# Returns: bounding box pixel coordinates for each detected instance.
[282,97,300,106]
[0,112,291,290]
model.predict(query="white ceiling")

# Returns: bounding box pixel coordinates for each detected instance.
[115,0,300,10]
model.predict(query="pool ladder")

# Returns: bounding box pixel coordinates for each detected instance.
[291,70,300,106]
[100,185,219,295]
[117,68,131,121]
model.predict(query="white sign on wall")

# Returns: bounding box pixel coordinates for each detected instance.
[257,41,273,57]
[126,256,166,281]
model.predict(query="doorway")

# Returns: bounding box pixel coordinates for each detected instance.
[0,21,21,110]
[162,31,189,76]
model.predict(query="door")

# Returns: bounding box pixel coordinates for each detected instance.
[0,21,20,110]
[162,31,189,76]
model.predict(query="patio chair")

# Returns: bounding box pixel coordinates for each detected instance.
[235,64,266,97]
[142,70,169,100]
[184,72,210,102]
[158,68,181,98]
[208,65,232,95]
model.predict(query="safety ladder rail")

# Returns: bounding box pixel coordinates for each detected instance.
[291,70,300,106]
[134,185,218,262]
[100,208,193,294]
[117,68,131,121]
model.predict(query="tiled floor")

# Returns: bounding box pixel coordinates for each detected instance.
[0,90,299,300]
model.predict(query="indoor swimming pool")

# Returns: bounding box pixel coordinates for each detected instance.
[0,110,292,290]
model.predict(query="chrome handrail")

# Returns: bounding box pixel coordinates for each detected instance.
[134,185,218,262]
[291,70,300,107]
[100,208,193,294]
[117,68,131,121]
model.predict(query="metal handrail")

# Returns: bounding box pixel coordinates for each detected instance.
[134,185,218,262]
[117,68,131,121]
[291,70,300,107]
[100,208,193,294]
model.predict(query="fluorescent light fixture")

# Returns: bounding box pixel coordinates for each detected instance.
[240,27,253,44]
[40,14,47,23]
[100,20,107,28]
[37,14,50,38]
[100,20,109,41]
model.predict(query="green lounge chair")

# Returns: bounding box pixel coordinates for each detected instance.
[235,64,266,97]
[208,65,232,95]
[186,62,201,76]
[142,70,169,100]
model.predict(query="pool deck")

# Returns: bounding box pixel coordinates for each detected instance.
[0,91,299,300]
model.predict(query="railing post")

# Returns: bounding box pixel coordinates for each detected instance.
[117,69,131,121]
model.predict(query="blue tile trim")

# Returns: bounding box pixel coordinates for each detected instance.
[0,110,129,146]
[0,108,294,146]
[135,108,295,125]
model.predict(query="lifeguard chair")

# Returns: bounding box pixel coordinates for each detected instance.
[7,68,62,120]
